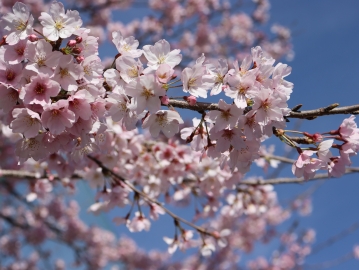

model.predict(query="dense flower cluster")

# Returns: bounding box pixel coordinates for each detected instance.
[1,1,359,269]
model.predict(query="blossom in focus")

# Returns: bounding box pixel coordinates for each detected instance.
[25,39,62,75]
[1,2,34,45]
[11,108,42,138]
[143,39,182,71]
[143,110,184,138]
[39,1,82,41]
[20,73,60,106]
[41,100,76,135]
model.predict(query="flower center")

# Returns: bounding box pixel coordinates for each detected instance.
[187,78,197,88]
[220,109,232,121]
[141,87,153,100]
[59,67,69,78]
[55,20,64,30]
[215,73,224,84]
[15,20,27,31]
[158,55,166,64]
[156,113,167,127]
[36,55,46,67]
[238,85,248,95]
[16,47,25,56]
[34,83,45,94]
[6,70,15,81]
[128,66,138,77]
[122,44,131,52]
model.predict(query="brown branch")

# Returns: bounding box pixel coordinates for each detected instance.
[166,99,359,120]
[240,167,359,185]
[166,99,219,113]
[0,169,81,181]
[288,104,359,119]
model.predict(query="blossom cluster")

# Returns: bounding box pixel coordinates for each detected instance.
[0,1,294,176]
[291,115,359,180]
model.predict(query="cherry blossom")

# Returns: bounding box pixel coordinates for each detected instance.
[41,100,76,135]
[39,1,82,41]
[53,55,84,92]
[125,74,165,113]
[143,39,182,71]
[142,110,184,138]
[1,2,34,45]
[11,108,42,138]
[20,73,60,106]
[25,39,62,75]
[112,31,142,58]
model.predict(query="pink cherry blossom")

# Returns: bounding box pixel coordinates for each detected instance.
[39,1,82,41]
[127,212,151,232]
[143,39,182,71]
[206,99,242,132]
[25,39,62,75]
[155,63,174,84]
[1,2,34,45]
[41,100,76,135]
[182,61,209,98]
[116,56,143,83]
[0,84,19,112]
[106,92,139,130]
[112,31,142,58]
[125,74,165,113]
[68,89,94,120]
[251,87,286,126]
[292,150,323,180]
[3,39,27,64]
[142,110,184,138]
[53,55,84,92]
[20,73,60,106]
[11,108,42,138]
[225,72,257,109]
[0,60,22,87]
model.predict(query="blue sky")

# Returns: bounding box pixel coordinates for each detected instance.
[57,0,359,268]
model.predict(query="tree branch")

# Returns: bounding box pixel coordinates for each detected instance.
[240,167,359,185]
[166,99,359,120]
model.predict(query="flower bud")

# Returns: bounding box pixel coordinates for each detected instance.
[67,40,77,47]
[76,56,84,63]
[184,96,197,105]
[28,34,38,42]
[75,36,82,43]
[0,35,7,46]
[161,95,169,105]
[72,47,82,54]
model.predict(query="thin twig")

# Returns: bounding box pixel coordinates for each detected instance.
[311,222,359,255]
[87,155,215,236]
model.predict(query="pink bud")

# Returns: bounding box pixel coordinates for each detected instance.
[28,34,38,42]
[72,47,82,54]
[161,95,169,105]
[76,56,84,63]
[75,36,82,43]
[185,96,197,105]
[67,40,77,47]
[312,133,323,142]
[0,35,8,46]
